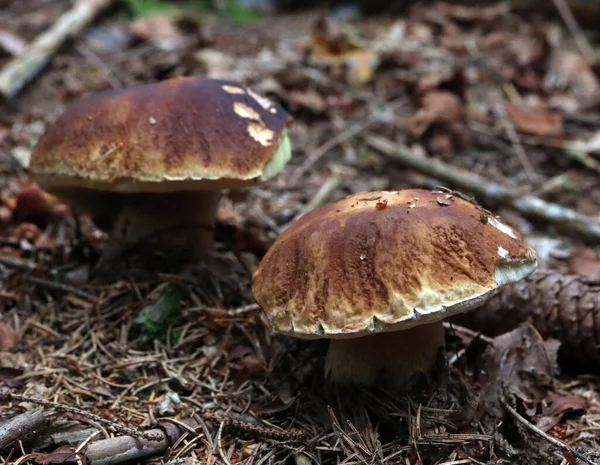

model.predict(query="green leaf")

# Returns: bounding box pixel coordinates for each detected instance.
[130,285,184,343]
[122,0,179,17]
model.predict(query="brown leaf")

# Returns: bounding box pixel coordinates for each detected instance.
[567,247,600,278]
[306,25,378,87]
[0,366,23,387]
[505,103,564,138]
[33,446,88,465]
[478,323,559,417]
[436,1,510,24]
[0,205,12,225]
[15,183,69,220]
[544,393,588,418]
[406,90,468,150]
[536,393,588,432]
[546,50,600,101]
[128,14,184,51]
[0,321,17,350]
[563,450,577,465]
[287,89,328,113]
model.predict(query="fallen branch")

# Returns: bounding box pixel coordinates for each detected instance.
[32,413,306,465]
[452,269,600,367]
[501,389,597,465]
[0,0,113,99]
[365,134,600,241]
[0,410,49,451]
[84,426,179,465]
[1,393,158,441]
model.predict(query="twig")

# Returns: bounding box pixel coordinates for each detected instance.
[201,412,309,442]
[0,255,37,271]
[26,276,97,301]
[83,428,169,465]
[493,100,538,183]
[0,0,113,99]
[442,322,494,344]
[289,175,341,224]
[1,393,159,441]
[365,134,600,241]
[551,0,596,62]
[500,391,597,465]
[291,99,407,184]
[0,410,49,450]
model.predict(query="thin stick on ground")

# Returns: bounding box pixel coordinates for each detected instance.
[500,390,598,465]
[26,276,97,301]
[365,134,600,241]
[493,100,538,183]
[289,174,341,225]
[0,0,114,99]
[290,99,407,184]
[1,393,160,441]
[552,0,596,62]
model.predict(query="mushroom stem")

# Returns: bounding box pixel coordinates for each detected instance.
[106,190,222,258]
[324,321,445,390]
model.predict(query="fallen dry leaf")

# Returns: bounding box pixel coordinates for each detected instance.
[435,1,510,24]
[406,90,468,150]
[567,247,600,278]
[32,445,88,465]
[478,323,559,418]
[0,366,23,387]
[306,22,379,87]
[535,392,588,432]
[545,50,600,101]
[128,14,185,51]
[15,182,69,219]
[0,321,17,350]
[505,102,564,138]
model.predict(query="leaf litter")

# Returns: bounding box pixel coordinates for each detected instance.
[1,1,600,464]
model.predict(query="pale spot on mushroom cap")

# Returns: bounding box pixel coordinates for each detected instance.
[247,87,275,112]
[497,245,510,259]
[488,217,519,240]
[233,102,263,123]
[248,122,274,146]
[222,84,246,94]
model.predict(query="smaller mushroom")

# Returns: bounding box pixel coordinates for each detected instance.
[252,189,538,390]
[28,77,292,258]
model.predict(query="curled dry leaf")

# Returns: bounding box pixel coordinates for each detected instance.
[15,183,69,219]
[32,445,88,465]
[433,1,510,25]
[406,90,468,150]
[567,247,600,278]
[545,50,600,101]
[505,102,564,138]
[128,14,185,51]
[535,392,588,432]
[0,321,17,350]
[306,27,379,87]
[478,323,559,418]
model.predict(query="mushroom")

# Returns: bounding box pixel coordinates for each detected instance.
[251,189,538,390]
[28,76,292,257]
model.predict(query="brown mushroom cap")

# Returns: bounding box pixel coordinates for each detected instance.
[29,77,292,194]
[252,189,538,339]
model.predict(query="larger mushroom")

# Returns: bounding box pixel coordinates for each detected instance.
[252,189,538,390]
[28,76,292,257]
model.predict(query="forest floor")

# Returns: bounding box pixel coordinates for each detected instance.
[1,1,600,464]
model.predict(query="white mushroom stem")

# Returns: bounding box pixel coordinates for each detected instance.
[324,321,446,390]
[106,190,222,257]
